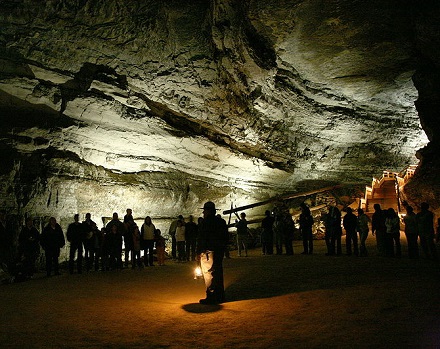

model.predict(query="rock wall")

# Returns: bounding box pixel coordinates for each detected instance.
[0,0,437,224]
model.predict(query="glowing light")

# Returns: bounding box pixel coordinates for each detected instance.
[194,266,203,280]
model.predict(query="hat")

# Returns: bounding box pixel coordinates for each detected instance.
[200,201,218,211]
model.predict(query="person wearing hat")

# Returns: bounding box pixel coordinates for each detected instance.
[196,201,228,304]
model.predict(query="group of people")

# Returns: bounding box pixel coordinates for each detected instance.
[1,199,439,305]
[240,207,297,257]
[0,201,229,305]
[256,200,440,261]
[313,201,439,260]
[374,202,439,260]
[60,210,207,276]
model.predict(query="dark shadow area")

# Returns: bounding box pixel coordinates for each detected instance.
[223,243,440,303]
[181,303,222,313]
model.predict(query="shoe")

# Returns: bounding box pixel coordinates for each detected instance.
[199,298,219,305]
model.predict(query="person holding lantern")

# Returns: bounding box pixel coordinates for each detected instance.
[196,201,228,305]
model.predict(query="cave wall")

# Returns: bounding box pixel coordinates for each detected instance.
[0,0,437,224]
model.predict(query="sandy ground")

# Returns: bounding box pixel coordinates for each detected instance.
[1,236,440,349]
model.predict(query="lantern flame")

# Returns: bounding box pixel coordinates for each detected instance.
[194,266,203,279]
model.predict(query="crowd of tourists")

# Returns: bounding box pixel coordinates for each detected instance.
[0,200,439,283]
[0,209,201,281]
[256,201,439,260]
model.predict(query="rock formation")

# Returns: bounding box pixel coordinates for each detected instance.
[0,0,438,224]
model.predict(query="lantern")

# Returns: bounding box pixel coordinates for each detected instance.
[194,266,203,280]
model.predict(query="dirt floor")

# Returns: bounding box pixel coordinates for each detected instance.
[1,236,440,349]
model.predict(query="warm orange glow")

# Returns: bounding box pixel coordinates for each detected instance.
[194,266,203,280]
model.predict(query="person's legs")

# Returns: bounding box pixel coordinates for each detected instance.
[346,230,352,255]
[45,252,52,276]
[352,230,359,256]
[77,245,83,273]
[394,233,401,257]
[69,246,76,274]
[200,251,214,301]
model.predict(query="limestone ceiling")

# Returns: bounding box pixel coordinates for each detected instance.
[0,0,435,215]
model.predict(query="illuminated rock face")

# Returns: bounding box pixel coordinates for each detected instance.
[0,0,438,220]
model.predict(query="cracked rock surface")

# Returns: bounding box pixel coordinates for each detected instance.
[0,0,438,221]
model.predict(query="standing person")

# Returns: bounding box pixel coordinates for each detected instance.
[403,206,419,259]
[283,213,295,256]
[196,201,228,305]
[185,215,198,261]
[155,229,166,266]
[385,208,401,257]
[168,215,183,260]
[18,217,40,278]
[82,213,99,272]
[176,220,186,261]
[0,210,13,272]
[123,208,134,224]
[141,216,156,266]
[273,203,288,255]
[131,223,142,269]
[261,210,275,255]
[106,224,123,270]
[40,217,65,277]
[123,209,134,267]
[372,204,387,256]
[324,205,342,256]
[235,212,248,257]
[416,202,438,260]
[357,208,370,257]
[101,227,111,271]
[67,214,85,274]
[299,204,314,255]
[343,207,358,256]
[105,213,126,268]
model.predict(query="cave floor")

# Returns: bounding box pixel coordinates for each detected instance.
[1,237,439,348]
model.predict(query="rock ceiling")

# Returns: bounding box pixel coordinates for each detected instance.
[0,0,438,220]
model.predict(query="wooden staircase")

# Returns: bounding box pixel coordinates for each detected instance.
[362,171,399,214]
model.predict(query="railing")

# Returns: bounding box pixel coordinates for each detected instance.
[363,165,418,213]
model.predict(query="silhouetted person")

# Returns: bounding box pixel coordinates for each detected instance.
[176,219,186,261]
[83,213,99,271]
[123,209,134,267]
[168,215,183,260]
[197,201,228,304]
[185,215,198,261]
[357,208,370,257]
[284,213,295,255]
[131,223,142,269]
[0,210,13,272]
[403,206,419,259]
[261,210,275,255]
[385,208,401,257]
[416,202,438,260]
[18,217,40,278]
[155,229,166,266]
[299,204,314,255]
[40,217,65,277]
[324,205,342,256]
[372,204,386,256]
[235,212,248,257]
[343,207,358,256]
[123,208,134,224]
[141,216,156,266]
[106,212,126,268]
[106,224,123,269]
[67,214,85,274]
